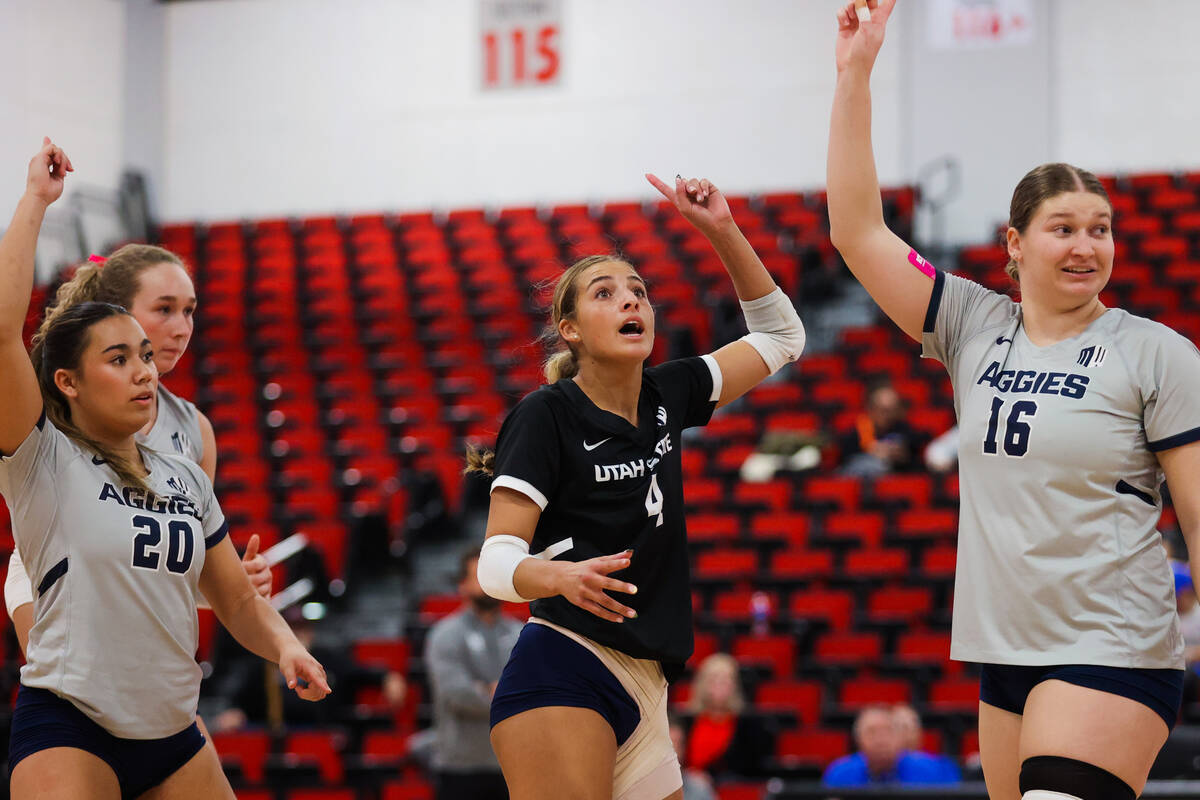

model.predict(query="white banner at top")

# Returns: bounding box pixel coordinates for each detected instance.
[928,0,1035,50]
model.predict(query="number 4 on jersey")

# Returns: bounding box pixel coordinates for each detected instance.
[983,397,1038,457]
[645,474,664,527]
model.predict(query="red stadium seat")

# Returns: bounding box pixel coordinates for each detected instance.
[895,630,953,667]
[211,730,271,784]
[844,548,910,579]
[732,634,796,678]
[695,549,759,581]
[929,677,980,713]
[383,781,434,800]
[838,677,911,709]
[776,729,850,767]
[789,588,854,630]
[866,586,933,621]
[750,511,810,546]
[814,631,883,666]
[354,639,410,672]
[755,679,824,725]
[284,731,346,784]
[871,474,933,508]
[769,549,834,581]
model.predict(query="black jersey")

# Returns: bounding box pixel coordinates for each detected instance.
[491,356,719,677]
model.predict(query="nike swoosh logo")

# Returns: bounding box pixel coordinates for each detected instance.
[995,337,1013,345]
[583,438,611,452]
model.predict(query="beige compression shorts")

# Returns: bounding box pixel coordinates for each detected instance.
[530,618,682,800]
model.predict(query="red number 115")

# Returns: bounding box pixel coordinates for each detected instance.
[484,25,560,87]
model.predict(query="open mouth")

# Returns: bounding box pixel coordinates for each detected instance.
[1063,266,1096,275]
[619,320,645,337]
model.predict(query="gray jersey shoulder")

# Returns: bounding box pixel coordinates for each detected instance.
[923,272,1196,668]
[137,385,204,463]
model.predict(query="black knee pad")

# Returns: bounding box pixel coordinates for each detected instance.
[1019,755,1135,800]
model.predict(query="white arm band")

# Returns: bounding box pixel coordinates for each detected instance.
[477,535,534,603]
[739,286,806,374]
[5,549,34,619]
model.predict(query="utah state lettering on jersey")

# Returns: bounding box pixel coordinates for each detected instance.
[594,432,673,482]
[977,361,1091,399]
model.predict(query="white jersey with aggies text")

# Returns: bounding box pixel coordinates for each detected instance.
[0,416,228,738]
[923,271,1200,668]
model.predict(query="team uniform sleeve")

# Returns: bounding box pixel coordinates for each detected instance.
[1141,328,1200,452]
[0,416,71,563]
[490,392,561,511]
[193,463,229,549]
[921,272,1015,370]
[647,356,719,430]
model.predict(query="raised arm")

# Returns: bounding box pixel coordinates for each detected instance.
[827,0,932,342]
[646,174,805,407]
[0,139,72,454]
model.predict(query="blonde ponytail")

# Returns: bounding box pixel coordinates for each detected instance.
[542,349,579,383]
[463,442,497,476]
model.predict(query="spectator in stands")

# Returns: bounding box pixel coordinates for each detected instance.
[425,548,522,800]
[891,704,962,782]
[823,705,958,786]
[685,653,773,779]
[212,607,405,730]
[838,381,923,477]
[669,715,717,800]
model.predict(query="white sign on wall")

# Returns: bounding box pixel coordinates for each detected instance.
[928,0,1034,50]
[480,0,562,90]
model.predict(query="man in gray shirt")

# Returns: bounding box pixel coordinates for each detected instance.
[425,548,522,799]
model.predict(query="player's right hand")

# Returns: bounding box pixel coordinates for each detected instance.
[26,137,73,206]
[556,550,639,624]
[835,0,896,76]
[280,643,332,702]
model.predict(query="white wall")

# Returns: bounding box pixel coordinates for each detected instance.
[1051,0,1200,176]
[158,0,905,221]
[5,1,1195,246]
[0,0,125,225]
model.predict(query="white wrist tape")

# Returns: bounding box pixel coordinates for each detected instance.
[5,549,34,618]
[739,286,806,374]
[478,535,534,603]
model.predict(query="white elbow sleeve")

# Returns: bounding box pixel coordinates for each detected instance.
[739,287,806,374]
[477,535,533,603]
[5,549,33,619]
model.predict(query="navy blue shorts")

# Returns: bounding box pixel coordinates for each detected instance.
[8,684,206,799]
[490,622,641,746]
[979,664,1185,730]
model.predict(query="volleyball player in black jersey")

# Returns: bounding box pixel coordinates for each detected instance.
[467,175,806,800]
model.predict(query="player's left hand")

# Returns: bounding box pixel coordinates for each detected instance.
[646,173,734,237]
[241,534,272,599]
[279,644,331,701]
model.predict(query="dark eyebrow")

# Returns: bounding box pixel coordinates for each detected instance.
[1047,210,1111,221]
[586,274,647,288]
[102,343,131,354]
[155,295,198,304]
